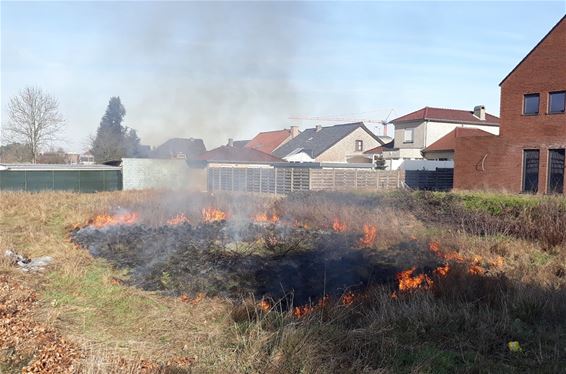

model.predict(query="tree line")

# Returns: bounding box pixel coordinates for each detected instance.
[1,86,143,163]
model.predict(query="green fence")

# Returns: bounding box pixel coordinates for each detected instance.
[0,170,122,192]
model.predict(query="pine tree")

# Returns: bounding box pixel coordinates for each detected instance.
[91,97,141,162]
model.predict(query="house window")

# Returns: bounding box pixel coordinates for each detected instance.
[548,149,565,194]
[549,91,566,114]
[523,93,540,115]
[522,149,540,193]
[403,129,414,143]
[355,140,363,152]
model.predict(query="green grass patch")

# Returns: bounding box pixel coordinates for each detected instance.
[459,192,539,216]
[529,251,553,267]
[44,262,166,339]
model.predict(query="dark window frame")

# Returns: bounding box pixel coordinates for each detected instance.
[522,149,540,193]
[523,93,540,115]
[355,140,363,152]
[548,91,566,114]
[547,148,565,194]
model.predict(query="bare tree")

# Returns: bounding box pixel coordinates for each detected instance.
[4,87,64,163]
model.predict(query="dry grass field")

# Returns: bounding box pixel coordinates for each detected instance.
[1,190,565,373]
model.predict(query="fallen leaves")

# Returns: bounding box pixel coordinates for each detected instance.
[1,274,197,372]
[0,275,80,373]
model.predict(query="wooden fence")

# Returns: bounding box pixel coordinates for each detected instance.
[207,166,404,194]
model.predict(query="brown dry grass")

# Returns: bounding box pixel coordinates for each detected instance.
[1,190,565,373]
[0,191,240,372]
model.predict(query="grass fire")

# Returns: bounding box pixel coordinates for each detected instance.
[2,190,566,373]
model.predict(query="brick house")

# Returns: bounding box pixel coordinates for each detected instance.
[384,106,499,164]
[454,15,566,193]
[422,128,495,161]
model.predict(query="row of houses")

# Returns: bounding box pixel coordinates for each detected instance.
[2,15,564,195]
[170,106,499,170]
[195,14,566,195]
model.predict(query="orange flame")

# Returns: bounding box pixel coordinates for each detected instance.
[359,224,377,247]
[428,241,441,253]
[167,213,190,225]
[292,295,330,318]
[488,256,505,268]
[292,305,314,318]
[179,292,205,304]
[396,267,433,292]
[332,218,347,232]
[340,291,355,305]
[468,264,485,275]
[292,220,310,230]
[258,299,271,312]
[433,264,451,277]
[201,207,227,222]
[91,212,139,228]
[428,241,464,262]
[255,213,279,223]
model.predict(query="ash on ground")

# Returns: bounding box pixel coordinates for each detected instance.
[71,222,412,305]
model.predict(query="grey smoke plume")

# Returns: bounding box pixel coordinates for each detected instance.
[126,2,312,148]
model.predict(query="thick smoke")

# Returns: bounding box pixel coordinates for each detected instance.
[129,2,312,148]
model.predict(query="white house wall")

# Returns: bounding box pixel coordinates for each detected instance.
[122,158,206,191]
[285,152,316,163]
[398,148,424,159]
[424,121,499,147]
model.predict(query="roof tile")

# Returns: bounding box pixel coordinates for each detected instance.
[245,129,292,154]
[273,122,382,159]
[391,107,499,126]
[197,145,283,163]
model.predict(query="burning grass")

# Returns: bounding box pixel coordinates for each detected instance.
[90,212,139,228]
[1,190,566,372]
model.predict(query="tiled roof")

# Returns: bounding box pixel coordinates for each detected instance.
[196,145,284,163]
[364,141,394,154]
[245,129,292,154]
[423,128,495,153]
[232,140,250,148]
[151,138,206,159]
[272,122,382,159]
[391,107,500,126]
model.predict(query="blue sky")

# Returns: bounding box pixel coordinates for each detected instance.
[2,1,565,152]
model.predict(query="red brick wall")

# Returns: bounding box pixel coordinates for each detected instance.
[455,16,566,193]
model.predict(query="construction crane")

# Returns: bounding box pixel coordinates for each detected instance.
[289,109,394,137]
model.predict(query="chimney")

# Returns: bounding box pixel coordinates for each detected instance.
[290,126,300,138]
[473,105,486,121]
[227,138,234,147]
[315,125,322,132]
